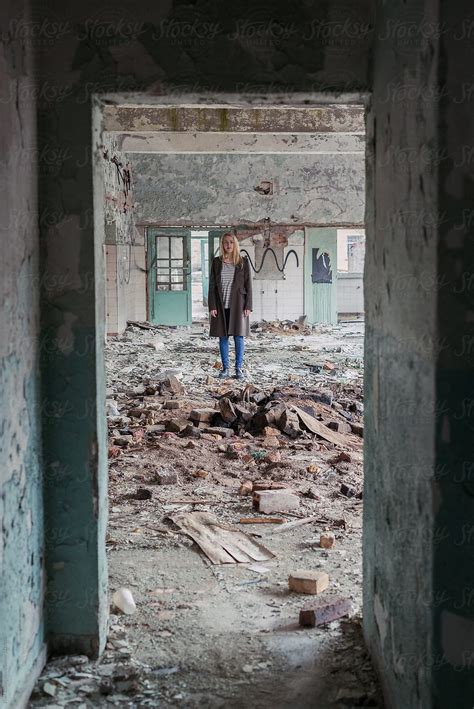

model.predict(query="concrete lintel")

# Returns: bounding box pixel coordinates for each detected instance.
[117,131,364,154]
[101,103,365,134]
[136,220,365,229]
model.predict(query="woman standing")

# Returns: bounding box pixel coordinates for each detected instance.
[208,232,253,380]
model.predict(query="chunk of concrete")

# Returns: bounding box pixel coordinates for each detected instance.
[253,489,299,514]
[288,570,329,595]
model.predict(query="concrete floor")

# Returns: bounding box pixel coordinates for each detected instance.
[30,321,383,708]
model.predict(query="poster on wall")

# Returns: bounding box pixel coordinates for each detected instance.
[312,248,332,284]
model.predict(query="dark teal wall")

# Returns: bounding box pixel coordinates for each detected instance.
[0,0,45,704]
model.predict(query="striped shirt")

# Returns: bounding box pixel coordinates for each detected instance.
[220,262,235,308]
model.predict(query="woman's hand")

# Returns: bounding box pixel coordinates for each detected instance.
[210,309,218,317]
[244,309,251,318]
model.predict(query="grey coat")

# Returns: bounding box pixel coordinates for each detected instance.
[208,256,253,337]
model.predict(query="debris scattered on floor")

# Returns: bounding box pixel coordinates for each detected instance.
[30,321,383,707]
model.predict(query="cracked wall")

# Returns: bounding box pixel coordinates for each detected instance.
[130,147,365,227]
[0,0,46,706]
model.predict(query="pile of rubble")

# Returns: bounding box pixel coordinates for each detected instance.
[251,315,312,335]
[107,372,364,502]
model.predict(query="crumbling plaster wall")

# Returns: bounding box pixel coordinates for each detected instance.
[0,0,46,706]
[130,149,365,226]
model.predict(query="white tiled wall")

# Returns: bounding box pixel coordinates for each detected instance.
[105,244,147,334]
[245,244,305,322]
[337,272,364,314]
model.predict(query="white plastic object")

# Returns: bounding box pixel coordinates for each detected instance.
[112,587,136,614]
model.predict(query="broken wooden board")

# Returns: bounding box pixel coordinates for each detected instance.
[291,405,362,449]
[171,511,275,565]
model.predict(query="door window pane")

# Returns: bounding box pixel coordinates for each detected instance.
[154,234,187,291]
[156,236,170,260]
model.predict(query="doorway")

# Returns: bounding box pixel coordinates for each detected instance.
[146,227,192,326]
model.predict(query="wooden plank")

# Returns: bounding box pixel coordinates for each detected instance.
[171,512,275,565]
[239,517,285,524]
[266,515,321,535]
[291,405,360,448]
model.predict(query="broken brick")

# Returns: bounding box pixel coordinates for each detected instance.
[323,361,335,371]
[288,570,329,595]
[193,469,209,478]
[252,481,288,491]
[128,407,149,417]
[340,483,357,498]
[189,408,217,423]
[330,452,352,464]
[327,420,352,434]
[155,471,178,485]
[164,400,181,410]
[299,597,353,627]
[135,487,152,500]
[350,422,364,437]
[114,435,133,446]
[319,532,335,549]
[277,409,300,438]
[253,489,299,514]
[262,435,280,448]
[219,397,237,423]
[203,426,234,438]
[160,375,184,395]
[239,480,253,496]
[262,426,280,437]
[166,419,188,434]
[182,424,201,438]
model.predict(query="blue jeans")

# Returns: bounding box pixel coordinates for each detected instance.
[219,335,245,370]
[219,309,245,370]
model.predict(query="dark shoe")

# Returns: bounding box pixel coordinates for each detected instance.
[235,369,245,380]
[218,368,229,379]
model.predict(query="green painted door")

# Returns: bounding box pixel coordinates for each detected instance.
[304,227,338,325]
[147,228,192,325]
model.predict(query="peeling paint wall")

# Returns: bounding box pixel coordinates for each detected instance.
[130,149,365,226]
[363,1,438,707]
[0,0,46,705]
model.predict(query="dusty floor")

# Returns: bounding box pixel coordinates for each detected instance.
[30,319,384,708]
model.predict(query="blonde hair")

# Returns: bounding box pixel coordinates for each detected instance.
[219,232,243,267]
